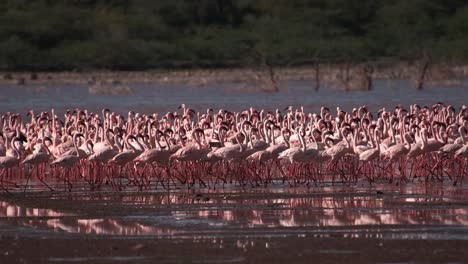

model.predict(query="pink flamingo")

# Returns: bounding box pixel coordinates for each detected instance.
[22,137,52,188]
[51,133,84,169]
[0,137,22,183]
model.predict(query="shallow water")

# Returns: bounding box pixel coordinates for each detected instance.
[1,79,467,115]
[2,182,468,237]
[1,183,468,263]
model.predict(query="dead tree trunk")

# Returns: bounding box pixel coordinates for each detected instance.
[250,48,280,93]
[337,63,352,91]
[361,64,374,91]
[266,64,280,92]
[415,54,432,90]
[314,63,320,91]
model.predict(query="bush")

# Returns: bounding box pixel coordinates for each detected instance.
[0,0,468,71]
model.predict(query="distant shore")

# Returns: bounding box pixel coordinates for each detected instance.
[1,63,468,91]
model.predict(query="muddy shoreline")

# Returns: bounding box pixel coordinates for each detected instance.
[1,63,468,89]
[2,236,467,264]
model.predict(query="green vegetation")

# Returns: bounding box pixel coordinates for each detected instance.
[1,0,468,71]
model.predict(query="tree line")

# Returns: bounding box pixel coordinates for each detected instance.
[1,0,468,71]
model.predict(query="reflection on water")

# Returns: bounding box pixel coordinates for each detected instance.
[1,184,468,239]
[43,218,175,236]
[0,201,66,217]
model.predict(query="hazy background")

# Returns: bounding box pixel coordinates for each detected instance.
[2,0,468,70]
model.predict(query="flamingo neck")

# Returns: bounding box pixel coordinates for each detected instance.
[375,133,380,152]
[126,136,136,152]
[115,135,123,152]
[420,130,426,150]
[133,138,144,152]
[282,130,290,149]
[11,139,20,159]
[263,121,270,145]
[155,133,163,150]
[236,133,244,152]
[163,134,171,151]
[73,136,79,157]
[299,132,306,152]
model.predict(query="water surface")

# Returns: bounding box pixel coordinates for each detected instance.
[1,182,468,263]
[1,79,466,115]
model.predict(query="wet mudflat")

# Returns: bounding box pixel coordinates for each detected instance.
[1,181,468,263]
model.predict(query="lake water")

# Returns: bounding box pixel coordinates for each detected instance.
[0,79,467,115]
[1,182,468,263]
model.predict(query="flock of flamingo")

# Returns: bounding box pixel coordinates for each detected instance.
[0,102,467,192]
